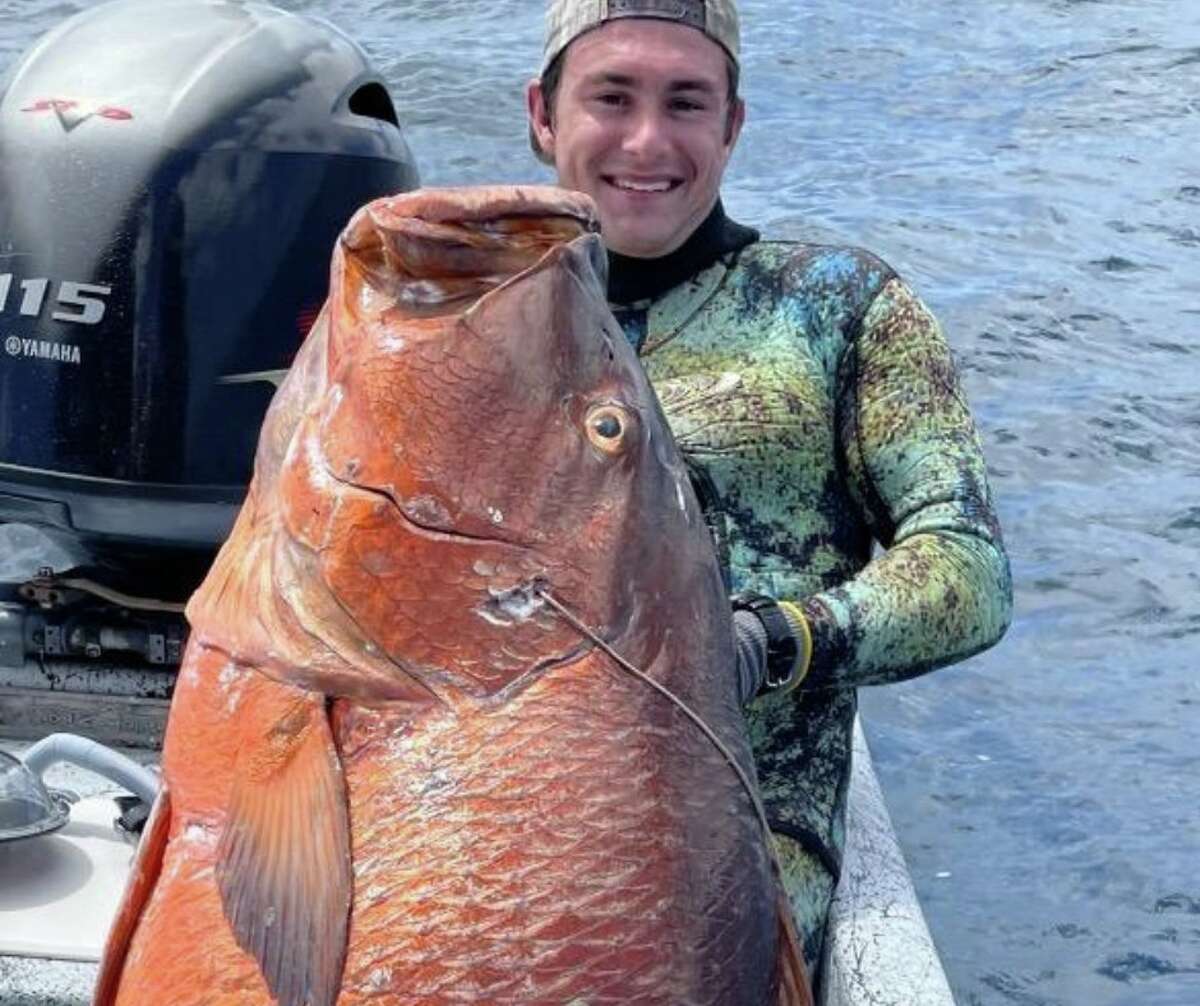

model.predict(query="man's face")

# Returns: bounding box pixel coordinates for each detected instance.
[528,19,744,258]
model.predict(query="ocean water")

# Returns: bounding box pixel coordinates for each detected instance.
[1,1,1198,1003]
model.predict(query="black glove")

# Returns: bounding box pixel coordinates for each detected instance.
[733,607,771,705]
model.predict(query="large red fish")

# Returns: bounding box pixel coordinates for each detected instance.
[95,186,811,1006]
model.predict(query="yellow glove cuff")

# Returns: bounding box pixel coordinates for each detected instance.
[776,600,813,693]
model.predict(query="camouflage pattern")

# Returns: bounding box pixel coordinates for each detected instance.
[612,240,1013,970]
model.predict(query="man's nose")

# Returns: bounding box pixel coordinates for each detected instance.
[622,106,671,158]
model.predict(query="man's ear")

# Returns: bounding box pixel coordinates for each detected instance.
[526,77,556,166]
[724,96,746,152]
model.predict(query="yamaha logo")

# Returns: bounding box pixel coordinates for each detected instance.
[4,335,82,365]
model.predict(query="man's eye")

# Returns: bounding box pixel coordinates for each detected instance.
[596,92,627,107]
[670,98,706,113]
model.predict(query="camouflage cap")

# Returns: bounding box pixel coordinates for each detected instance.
[542,0,740,75]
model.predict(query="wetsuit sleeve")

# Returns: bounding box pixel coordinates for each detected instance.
[797,276,1012,690]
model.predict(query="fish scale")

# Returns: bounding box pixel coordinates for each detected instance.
[335,650,774,1006]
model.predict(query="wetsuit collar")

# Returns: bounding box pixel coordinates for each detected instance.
[607,200,759,306]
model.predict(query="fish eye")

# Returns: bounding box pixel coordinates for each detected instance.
[595,414,621,438]
[585,405,630,455]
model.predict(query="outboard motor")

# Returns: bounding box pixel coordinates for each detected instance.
[0,0,419,719]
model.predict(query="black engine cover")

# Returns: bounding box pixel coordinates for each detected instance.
[0,0,420,557]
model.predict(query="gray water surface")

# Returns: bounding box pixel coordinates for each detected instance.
[1,1,1197,1003]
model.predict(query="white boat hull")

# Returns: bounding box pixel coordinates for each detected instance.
[822,720,957,1005]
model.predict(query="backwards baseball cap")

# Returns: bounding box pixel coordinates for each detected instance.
[542,0,740,75]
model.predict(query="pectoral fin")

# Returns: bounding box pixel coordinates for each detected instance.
[92,785,172,1006]
[216,691,350,1006]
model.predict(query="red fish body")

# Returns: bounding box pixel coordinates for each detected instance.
[96,186,811,1006]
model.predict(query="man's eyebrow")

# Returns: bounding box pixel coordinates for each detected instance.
[667,79,720,94]
[578,72,720,94]
[580,71,638,87]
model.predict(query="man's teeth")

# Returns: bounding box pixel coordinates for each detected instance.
[613,178,673,192]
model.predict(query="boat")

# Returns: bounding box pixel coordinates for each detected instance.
[0,2,957,1003]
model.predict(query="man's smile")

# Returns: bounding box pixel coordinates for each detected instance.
[604,175,684,194]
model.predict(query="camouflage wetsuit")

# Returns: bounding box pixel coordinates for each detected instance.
[611,237,1013,973]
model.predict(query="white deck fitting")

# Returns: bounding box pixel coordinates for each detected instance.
[0,795,135,961]
[0,744,142,1005]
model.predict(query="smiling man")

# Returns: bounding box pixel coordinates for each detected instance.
[527,0,1012,983]
[530,9,741,259]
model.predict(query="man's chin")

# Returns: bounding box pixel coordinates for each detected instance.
[600,226,686,259]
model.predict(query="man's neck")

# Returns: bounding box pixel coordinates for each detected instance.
[607,200,759,306]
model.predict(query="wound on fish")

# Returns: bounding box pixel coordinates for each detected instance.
[474,578,549,627]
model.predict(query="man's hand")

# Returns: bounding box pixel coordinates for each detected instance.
[731,594,813,704]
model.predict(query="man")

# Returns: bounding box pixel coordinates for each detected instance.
[526,0,1012,980]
